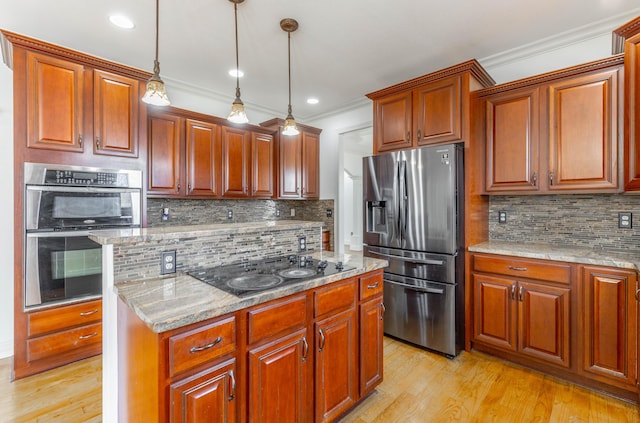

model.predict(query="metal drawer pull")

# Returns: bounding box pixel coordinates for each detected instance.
[79,309,99,317]
[189,336,223,353]
[510,285,516,301]
[380,303,386,320]
[319,329,326,352]
[636,289,640,302]
[367,282,380,289]
[302,337,309,361]
[519,286,524,302]
[507,266,528,271]
[79,332,98,340]
[228,369,236,401]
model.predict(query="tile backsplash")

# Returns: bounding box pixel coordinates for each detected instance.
[489,194,640,252]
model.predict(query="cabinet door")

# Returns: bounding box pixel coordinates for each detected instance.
[485,88,540,192]
[301,131,320,199]
[26,51,84,152]
[170,358,237,423]
[373,91,413,153]
[93,70,139,157]
[186,119,221,197]
[315,310,357,423]
[624,33,640,191]
[251,132,274,198]
[547,69,620,191]
[580,266,637,387]
[414,76,461,145]
[247,329,309,423]
[473,274,517,351]
[517,281,570,367]
[359,296,384,397]
[148,111,183,196]
[279,133,302,198]
[222,126,250,198]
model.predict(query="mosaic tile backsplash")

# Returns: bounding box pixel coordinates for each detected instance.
[489,194,640,252]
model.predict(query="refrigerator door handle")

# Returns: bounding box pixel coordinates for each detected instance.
[368,250,445,265]
[399,159,407,243]
[384,279,446,295]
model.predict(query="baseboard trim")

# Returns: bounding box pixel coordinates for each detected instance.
[0,338,13,359]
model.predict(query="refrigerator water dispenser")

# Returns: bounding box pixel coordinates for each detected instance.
[366,200,387,233]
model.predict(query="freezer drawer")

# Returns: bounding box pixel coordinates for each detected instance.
[383,275,457,357]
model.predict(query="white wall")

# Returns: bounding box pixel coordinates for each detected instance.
[0,15,632,360]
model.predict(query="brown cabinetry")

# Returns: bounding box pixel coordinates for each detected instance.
[480,57,623,194]
[358,271,384,397]
[260,118,322,199]
[186,119,222,197]
[579,266,637,390]
[221,126,251,198]
[472,254,572,368]
[366,60,494,154]
[148,109,184,196]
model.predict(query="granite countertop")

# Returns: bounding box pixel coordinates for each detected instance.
[469,241,640,271]
[115,253,388,334]
[90,220,323,246]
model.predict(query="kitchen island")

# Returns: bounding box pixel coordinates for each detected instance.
[91,221,387,422]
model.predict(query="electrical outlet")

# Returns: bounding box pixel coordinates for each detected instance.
[298,236,306,252]
[498,211,507,224]
[276,209,280,217]
[326,209,333,218]
[161,250,176,275]
[227,210,233,220]
[290,208,296,217]
[161,207,169,221]
[618,212,632,229]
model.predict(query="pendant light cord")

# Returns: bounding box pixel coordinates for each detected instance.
[234,2,241,97]
[287,31,292,114]
[153,0,160,74]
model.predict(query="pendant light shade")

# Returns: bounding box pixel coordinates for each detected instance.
[142,0,170,106]
[281,18,299,136]
[228,0,249,124]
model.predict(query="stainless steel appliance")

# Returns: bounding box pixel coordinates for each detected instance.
[188,255,354,297]
[24,163,142,309]
[363,143,463,357]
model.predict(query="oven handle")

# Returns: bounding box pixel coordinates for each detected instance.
[368,250,444,266]
[384,279,446,295]
[26,231,94,238]
[26,185,141,193]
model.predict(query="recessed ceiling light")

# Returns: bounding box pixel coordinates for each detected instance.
[109,14,135,29]
[229,69,244,78]
[307,98,319,105]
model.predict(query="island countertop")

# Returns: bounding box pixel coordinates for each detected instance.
[469,240,640,271]
[115,253,388,333]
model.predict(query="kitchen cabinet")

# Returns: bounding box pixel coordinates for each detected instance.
[480,57,623,194]
[221,126,251,198]
[260,118,322,199]
[472,254,572,368]
[366,60,495,154]
[186,119,222,197]
[358,272,384,396]
[579,265,637,390]
[251,132,275,198]
[24,51,141,159]
[147,109,184,196]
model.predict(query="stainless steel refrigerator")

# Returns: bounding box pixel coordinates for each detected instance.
[363,143,464,357]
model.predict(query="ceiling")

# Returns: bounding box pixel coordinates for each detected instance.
[1,1,639,123]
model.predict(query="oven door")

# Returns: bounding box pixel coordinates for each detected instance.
[25,185,141,231]
[25,232,102,309]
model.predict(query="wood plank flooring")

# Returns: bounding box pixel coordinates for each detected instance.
[0,337,638,422]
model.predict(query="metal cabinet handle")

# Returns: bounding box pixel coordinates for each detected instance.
[177,181,181,192]
[417,129,421,142]
[188,183,192,191]
[79,332,98,340]
[80,309,99,317]
[531,172,537,186]
[228,369,236,401]
[406,131,410,143]
[302,337,309,361]
[549,171,554,186]
[635,289,640,302]
[96,136,101,150]
[78,135,83,148]
[189,336,222,353]
[319,329,326,352]
[519,286,524,302]
[380,303,385,320]
[510,285,516,301]
[507,266,528,272]
[367,282,380,289]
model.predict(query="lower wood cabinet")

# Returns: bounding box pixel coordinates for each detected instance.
[118,269,385,423]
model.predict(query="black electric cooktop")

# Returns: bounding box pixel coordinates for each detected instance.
[188,255,354,297]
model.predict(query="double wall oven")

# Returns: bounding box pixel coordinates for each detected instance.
[24,163,142,309]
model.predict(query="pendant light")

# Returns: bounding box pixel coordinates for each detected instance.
[227,0,249,123]
[280,18,299,136]
[142,0,170,106]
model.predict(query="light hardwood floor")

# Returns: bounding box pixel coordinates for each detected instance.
[0,338,638,422]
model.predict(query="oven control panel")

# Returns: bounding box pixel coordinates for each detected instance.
[45,170,127,187]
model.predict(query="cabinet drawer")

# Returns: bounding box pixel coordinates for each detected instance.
[168,315,236,377]
[28,299,102,337]
[473,254,571,284]
[27,322,102,362]
[247,294,307,344]
[314,278,356,318]
[359,271,384,300]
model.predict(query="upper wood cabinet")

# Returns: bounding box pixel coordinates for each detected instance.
[187,119,222,197]
[479,56,623,194]
[23,50,141,159]
[614,17,640,191]
[221,126,251,198]
[251,132,275,198]
[260,118,322,199]
[148,109,184,196]
[367,60,495,154]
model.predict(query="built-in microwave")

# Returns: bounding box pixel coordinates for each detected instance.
[23,163,142,309]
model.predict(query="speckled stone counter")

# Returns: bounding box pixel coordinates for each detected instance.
[114,254,387,333]
[469,241,640,271]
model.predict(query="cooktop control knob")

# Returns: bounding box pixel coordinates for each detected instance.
[335,261,344,271]
[317,260,328,272]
